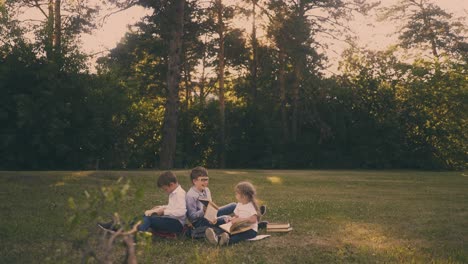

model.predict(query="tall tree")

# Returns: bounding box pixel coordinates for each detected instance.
[47,0,54,60]
[107,0,187,169]
[179,1,206,167]
[158,0,186,169]
[251,0,258,102]
[379,0,467,59]
[215,0,227,168]
[5,0,98,65]
[240,0,260,103]
[266,1,290,142]
[202,0,242,168]
[265,0,377,142]
[53,0,61,59]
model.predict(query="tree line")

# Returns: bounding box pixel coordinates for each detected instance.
[0,0,466,170]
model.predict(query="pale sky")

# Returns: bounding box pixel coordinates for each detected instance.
[19,0,468,72]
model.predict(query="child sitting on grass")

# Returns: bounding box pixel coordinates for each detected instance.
[136,171,187,234]
[205,181,260,246]
[98,171,186,235]
[186,166,237,230]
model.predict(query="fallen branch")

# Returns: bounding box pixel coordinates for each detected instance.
[99,220,141,264]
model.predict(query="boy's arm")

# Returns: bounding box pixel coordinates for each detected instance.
[151,205,166,210]
[144,206,164,216]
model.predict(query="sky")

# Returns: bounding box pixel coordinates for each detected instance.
[20,0,468,72]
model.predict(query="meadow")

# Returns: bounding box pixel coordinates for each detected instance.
[0,170,467,263]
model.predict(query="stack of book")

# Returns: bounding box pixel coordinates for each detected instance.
[266,223,292,233]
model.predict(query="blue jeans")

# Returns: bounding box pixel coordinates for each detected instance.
[138,215,183,233]
[192,202,237,229]
[229,229,257,244]
[193,216,227,228]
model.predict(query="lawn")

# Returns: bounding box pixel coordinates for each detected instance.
[0,170,467,263]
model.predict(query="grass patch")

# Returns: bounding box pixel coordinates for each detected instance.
[0,170,467,263]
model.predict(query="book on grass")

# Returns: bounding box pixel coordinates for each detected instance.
[199,198,219,223]
[219,219,252,235]
[267,223,290,229]
[248,234,270,241]
[267,227,293,233]
[266,223,293,233]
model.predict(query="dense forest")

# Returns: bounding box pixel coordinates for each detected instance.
[1,0,466,170]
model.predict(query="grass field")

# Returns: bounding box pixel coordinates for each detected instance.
[0,170,467,263]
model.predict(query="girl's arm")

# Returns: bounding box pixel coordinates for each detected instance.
[231,214,257,224]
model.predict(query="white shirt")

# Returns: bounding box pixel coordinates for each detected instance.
[163,184,187,225]
[234,201,258,232]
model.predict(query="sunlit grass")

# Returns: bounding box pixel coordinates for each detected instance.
[0,170,467,263]
[222,170,248,175]
[266,176,283,184]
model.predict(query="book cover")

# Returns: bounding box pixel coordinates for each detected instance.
[219,220,252,235]
[199,198,219,223]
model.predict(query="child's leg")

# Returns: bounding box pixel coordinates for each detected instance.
[228,230,257,245]
[214,215,230,226]
[194,216,227,228]
[217,202,236,217]
[137,215,152,232]
[193,218,211,228]
[148,216,183,233]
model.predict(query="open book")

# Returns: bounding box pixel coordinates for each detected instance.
[266,222,293,233]
[219,219,252,235]
[199,198,219,224]
[148,205,164,216]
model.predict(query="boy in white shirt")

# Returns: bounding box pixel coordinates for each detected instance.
[136,171,187,233]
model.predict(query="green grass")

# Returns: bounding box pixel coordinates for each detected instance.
[0,170,467,263]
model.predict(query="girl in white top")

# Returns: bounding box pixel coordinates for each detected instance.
[205,181,260,245]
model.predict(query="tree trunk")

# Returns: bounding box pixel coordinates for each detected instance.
[216,0,226,168]
[417,1,439,59]
[200,49,206,108]
[54,0,61,58]
[199,35,208,108]
[291,4,305,142]
[182,58,191,166]
[46,0,54,61]
[251,0,258,103]
[184,57,191,111]
[291,62,301,142]
[159,0,185,169]
[278,47,289,142]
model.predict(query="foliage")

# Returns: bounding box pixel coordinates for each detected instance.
[1,0,466,170]
[378,0,467,58]
[66,176,144,263]
[0,47,129,169]
[397,58,467,169]
[339,45,467,169]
